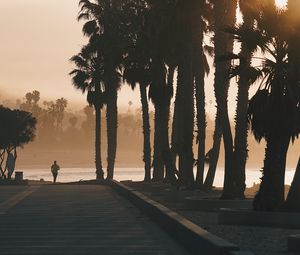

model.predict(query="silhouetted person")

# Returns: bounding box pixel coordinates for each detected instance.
[51,160,60,184]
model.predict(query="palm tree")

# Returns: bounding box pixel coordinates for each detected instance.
[123,55,152,182]
[283,0,300,211]
[146,0,178,183]
[78,0,130,180]
[122,2,152,182]
[174,0,198,187]
[55,98,68,132]
[194,1,213,188]
[230,0,256,198]
[150,63,177,183]
[168,0,211,186]
[241,3,300,210]
[70,44,105,180]
[204,0,237,194]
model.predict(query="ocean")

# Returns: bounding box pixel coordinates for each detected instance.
[21,167,296,187]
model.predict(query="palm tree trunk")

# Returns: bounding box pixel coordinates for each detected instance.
[152,98,174,183]
[221,0,237,199]
[95,105,104,180]
[195,52,206,188]
[284,157,300,212]
[151,58,170,182]
[232,82,249,198]
[204,0,236,192]
[106,89,118,180]
[231,4,254,199]
[171,65,184,184]
[204,0,236,197]
[163,66,177,184]
[203,111,222,190]
[139,83,151,182]
[221,110,235,198]
[0,149,5,178]
[253,135,290,211]
[181,53,195,187]
[159,105,176,183]
[152,105,164,181]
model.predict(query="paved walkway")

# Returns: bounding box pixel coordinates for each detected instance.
[0,185,189,255]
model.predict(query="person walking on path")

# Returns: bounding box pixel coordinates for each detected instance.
[51,160,60,184]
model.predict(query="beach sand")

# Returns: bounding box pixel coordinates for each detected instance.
[124,181,299,255]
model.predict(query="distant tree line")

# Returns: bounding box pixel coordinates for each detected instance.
[70,0,300,212]
[12,90,151,152]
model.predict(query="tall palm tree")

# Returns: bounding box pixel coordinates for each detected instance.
[122,0,152,182]
[240,3,300,210]
[78,0,128,180]
[148,58,176,183]
[70,44,105,180]
[219,0,238,199]
[283,0,300,211]
[174,0,198,187]
[147,0,177,183]
[230,0,256,198]
[168,0,211,186]
[123,57,152,182]
[194,1,213,188]
[204,0,237,194]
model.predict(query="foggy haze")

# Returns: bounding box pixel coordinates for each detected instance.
[0,0,245,117]
[0,0,299,170]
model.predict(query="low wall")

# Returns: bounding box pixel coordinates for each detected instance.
[109,180,246,255]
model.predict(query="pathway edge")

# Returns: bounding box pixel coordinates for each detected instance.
[108,180,245,255]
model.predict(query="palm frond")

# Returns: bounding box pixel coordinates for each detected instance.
[82,20,99,37]
[70,55,88,69]
[77,12,90,21]
[70,70,90,93]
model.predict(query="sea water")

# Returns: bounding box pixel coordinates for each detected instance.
[21,167,296,187]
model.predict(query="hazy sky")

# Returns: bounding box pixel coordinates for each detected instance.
[0,0,139,111]
[0,0,259,116]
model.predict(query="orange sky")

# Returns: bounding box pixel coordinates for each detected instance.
[0,0,256,116]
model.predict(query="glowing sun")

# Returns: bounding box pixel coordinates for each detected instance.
[275,0,287,9]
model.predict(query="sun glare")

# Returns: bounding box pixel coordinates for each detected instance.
[275,0,287,9]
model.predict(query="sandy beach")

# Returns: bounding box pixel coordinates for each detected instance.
[124,181,299,255]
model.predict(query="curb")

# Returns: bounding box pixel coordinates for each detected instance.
[109,180,246,255]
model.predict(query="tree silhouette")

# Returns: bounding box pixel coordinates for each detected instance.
[69,116,78,128]
[283,0,300,211]
[122,0,152,182]
[203,0,237,194]
[55,98,68,132]
[228,2,300,210]
[78,0,135,180]
[70,43,105,180]
[0,106,36,179]
[223,0,258,198]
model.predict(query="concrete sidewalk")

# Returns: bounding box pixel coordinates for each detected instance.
[0,185,189,255]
